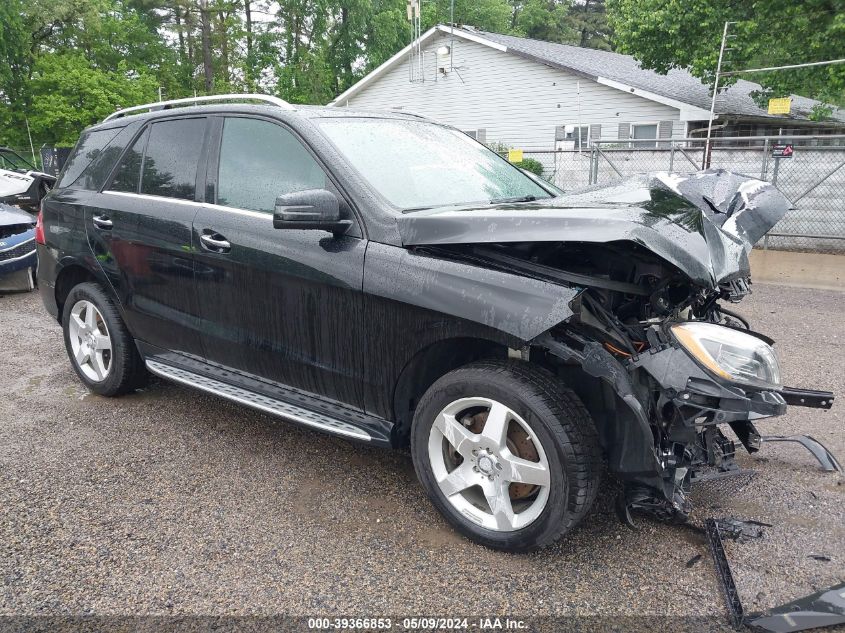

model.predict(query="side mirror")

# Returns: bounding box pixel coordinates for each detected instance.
[273,189,352,234]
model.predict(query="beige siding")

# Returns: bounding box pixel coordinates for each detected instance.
[340,33,682,149]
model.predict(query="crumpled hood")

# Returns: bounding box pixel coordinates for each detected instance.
[397,169,791,288]
[0,169,34,198]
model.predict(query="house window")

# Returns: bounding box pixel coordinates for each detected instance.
[631,123,658,147]
[462,129,486,143]
[555,125,589,150]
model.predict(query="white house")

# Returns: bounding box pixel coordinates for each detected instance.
[329,25,844,151]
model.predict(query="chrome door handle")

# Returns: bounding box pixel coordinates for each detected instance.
[92,215,113,229]
[200,232,231,252]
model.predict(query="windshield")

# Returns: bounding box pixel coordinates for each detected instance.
[316,118,553,210]
[0,149,33,172]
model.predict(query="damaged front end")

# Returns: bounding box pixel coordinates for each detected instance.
[398,169,837,524]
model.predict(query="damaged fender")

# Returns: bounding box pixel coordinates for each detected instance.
[533,331,665,489]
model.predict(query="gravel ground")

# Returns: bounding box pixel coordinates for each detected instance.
[0,283,842,627]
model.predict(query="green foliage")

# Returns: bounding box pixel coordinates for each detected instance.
[422,0,512,34]
[514,157,544,176]
[509,0,610,47]
[569,0,611,49]
[607,0,845,112]
[515,0,576,43]
[28,52,158,145]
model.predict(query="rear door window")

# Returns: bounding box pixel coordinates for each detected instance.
[140,118,206,200]
[217,117,326,213]
[108,128,149,194]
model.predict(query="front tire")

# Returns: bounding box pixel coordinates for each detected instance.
[411,360,601,552]
[61,282,147,396]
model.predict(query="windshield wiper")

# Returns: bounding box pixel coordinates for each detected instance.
[489,195,538,204]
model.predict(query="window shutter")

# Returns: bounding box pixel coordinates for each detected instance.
[589,124,601,144]
[658,120,672,148]
[476,129,487,144]
[618,123,630,140]
[555,125,566,141]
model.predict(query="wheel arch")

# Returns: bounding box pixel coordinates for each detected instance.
[54,260,121,323]
[530,331,665,490]
[390,336,509,447]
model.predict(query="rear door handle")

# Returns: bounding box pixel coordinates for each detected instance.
[92,214,113,230]
[200,231,231,253]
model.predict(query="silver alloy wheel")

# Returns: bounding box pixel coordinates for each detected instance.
[427,397,551,532]
[68,299,112,382]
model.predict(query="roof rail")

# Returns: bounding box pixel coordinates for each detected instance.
[388,106,431,120]
[103,93,295,122]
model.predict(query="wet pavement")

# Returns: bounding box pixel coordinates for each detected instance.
[0,283,842,624]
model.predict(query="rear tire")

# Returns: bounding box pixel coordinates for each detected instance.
[411,360,602,552]
[61,282,147,396]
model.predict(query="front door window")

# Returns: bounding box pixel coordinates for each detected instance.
[217,117,326,213]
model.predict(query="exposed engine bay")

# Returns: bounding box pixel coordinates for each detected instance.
[399,169,838,524]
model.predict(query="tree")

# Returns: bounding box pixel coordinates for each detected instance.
[0,0,98,146]
[514,0,577,42]
[27,52,158,145]
[363,0,412,70]
[607,0,845,113]
[244,0,254,89]
[199,0,214,92]
[422,0,513,34]
[570,0,611,49]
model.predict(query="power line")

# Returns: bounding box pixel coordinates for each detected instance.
[721,58,845,76]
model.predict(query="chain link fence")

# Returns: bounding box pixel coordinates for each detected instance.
[511,135,845,254]
[3,147,43,171]
[1,147,74,175]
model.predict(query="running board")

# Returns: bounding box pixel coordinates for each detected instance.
[145,359,372,442]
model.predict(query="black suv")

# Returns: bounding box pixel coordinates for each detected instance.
[37,95,835,552]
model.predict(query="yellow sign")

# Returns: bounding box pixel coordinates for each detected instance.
[508,149,524,163]
[768,97,792,115]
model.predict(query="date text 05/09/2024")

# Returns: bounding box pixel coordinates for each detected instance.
[307,617,528,630]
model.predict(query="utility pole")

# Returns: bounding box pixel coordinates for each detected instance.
[704,21,733,169]
[450,0,455,72]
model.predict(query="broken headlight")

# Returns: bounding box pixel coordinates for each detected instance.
[671,322,781,390]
